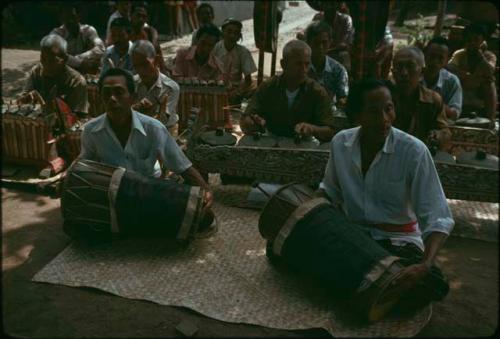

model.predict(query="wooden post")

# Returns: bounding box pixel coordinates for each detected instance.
[270,50,277,76]
[257,49,265,85]
[433,0,447,37]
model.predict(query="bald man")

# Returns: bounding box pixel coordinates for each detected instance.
[391,47,451,147]
[241,39,335,141]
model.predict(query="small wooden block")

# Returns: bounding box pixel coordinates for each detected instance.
[175,319,198,337]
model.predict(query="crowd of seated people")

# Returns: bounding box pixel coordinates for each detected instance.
[16,1,497,145]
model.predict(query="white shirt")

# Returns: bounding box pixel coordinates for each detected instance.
[134,72,180,127]
[285,88,299,110]
[212,40,257,85]
[320,127,454,251]
[80,110,192,177]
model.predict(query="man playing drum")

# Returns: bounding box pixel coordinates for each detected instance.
[240,39,335,142]
[79,67,213,210]
[319,78,454,313]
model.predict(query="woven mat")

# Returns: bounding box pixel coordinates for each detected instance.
[32,185,432,337]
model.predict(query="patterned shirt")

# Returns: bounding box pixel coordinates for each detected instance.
[100,41,134,76]
[308,55,349,102]
[134,72,180,127]
[80,110,192,177]
[212,40,257,85]
[421,68,463,116]
[24,64,88,114]
[244,74,334,138]
[172,46,224,81]
[320,126,454,251]
[51,24,105,70]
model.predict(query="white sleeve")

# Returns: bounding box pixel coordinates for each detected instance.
[79,124,98,160]
[319,139,343,206]
[156,125,192,174]
[410,148,455,239]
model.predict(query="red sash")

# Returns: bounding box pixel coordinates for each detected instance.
[372,221,417,233]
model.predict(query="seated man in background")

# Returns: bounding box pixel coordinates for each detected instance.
[324,1,354,73]
[101,17,135,76]
[212,18,257,106]
[172,24,224,81]
[305,20,348,109]
[191,3,215,46]
[80,67,212,207]
[391,47,451,148]
[128,2,169,75]
[106,0,131,46]
[240,40,335,142]
[18,34,88,117]
[51,3,105,75]
[422,37,463,120]
[130,40,180,137]
[447,23,497,127]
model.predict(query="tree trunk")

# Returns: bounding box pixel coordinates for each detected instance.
[433,0,447,37]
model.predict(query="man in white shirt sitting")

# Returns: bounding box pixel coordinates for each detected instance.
[319,78,454,310]
[79,67,212,209]
[130,40,180,136]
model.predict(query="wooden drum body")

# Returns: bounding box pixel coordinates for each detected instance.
[61,159,206,243]
[258,183,414,323]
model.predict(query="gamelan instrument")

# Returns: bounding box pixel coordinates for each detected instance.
[2,99,83,168]
[61,159,212,243]
[176,77,230,131]
[258,183,449,322]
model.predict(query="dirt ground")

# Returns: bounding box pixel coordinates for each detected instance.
[1,188,498,337]
[1,2,499,337]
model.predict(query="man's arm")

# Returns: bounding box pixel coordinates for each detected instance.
[430,94,451,146]
[411,148,454,264]
[309,86,336,142]
[444,75,463,120]
[67,77,89,116]
[240,86,266,134]
[318,139,343,208]
[67,27,106,70]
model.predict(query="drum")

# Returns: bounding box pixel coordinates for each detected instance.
[61,159,210,243]
[258,183,423,322]
[177,77,230,131]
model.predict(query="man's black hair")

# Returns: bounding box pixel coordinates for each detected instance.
[195,23,222,42]
[464,23,488,39]
[131,1,148,14]
[196,3,214,17]
[59,1,80,16]
[345,79,395,125]
[98,67,136,95]
[425,36,450,52]
[305,20,332,43]
[110,17,132,34]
